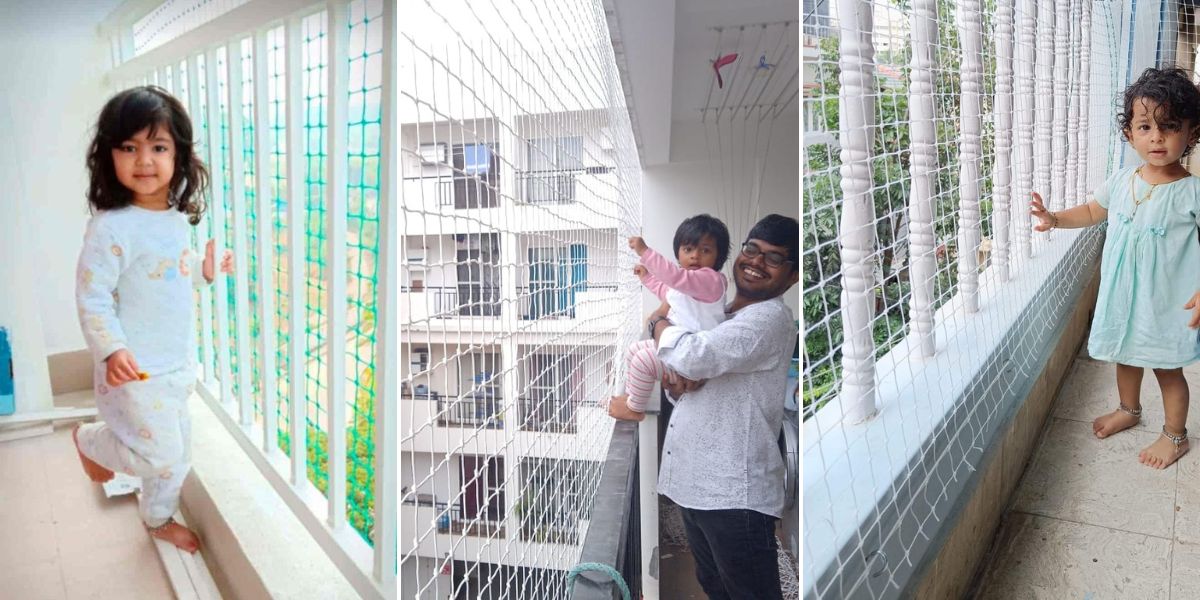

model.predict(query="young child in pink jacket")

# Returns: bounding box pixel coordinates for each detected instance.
[609,214,730,421]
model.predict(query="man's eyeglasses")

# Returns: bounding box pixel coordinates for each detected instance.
[740,241,794,269]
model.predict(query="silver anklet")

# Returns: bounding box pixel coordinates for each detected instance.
[147,517,177,533]
[1162,426,1188,448]
[1117,404,1143,418]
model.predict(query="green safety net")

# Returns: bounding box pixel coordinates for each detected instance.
[269,25,292,456]
[217,47,243,402]
[241,38,263,408]
[299,9,331,507]
[344,0,382,545]
[193,3,380,546]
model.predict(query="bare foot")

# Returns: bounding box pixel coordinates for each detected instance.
[149,520,201,554]
[1092,408,1140,439]
[1139,433,1190,470]
[607,395,646,422]
[72,425,114,483]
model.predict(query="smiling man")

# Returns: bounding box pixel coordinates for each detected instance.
[641,213,798,599]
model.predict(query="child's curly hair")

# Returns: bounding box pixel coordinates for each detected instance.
[86,86,208,224]
[1118,67,1200,157]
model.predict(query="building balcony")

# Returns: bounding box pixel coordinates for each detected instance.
[802,1,1200,598]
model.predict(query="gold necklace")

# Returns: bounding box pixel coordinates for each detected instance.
[1130,167,1160,217]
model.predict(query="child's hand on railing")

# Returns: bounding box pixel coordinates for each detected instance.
[633,265,648,278]
[1185,291,1200,329]
[202,239,235,283]
[1029,192,1057,232]
[628,236,648,256]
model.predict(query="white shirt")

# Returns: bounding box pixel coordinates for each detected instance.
[76,206,208,375]
[656,297,796,517]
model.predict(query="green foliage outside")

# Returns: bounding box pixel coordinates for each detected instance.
[803,0,997,417]
[277,364,376,543]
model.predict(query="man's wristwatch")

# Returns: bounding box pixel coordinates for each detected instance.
[648,315,670,338]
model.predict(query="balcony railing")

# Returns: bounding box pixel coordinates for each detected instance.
[434,503,507,539]
[103,1,398,596]
[518,170,579,204]
[516,284,618,321]
[802,0,1134,597]
[519,394,578,433]
[420,285,503,317]
[437,392,504,429]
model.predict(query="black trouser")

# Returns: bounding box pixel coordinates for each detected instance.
[678,506,783,600]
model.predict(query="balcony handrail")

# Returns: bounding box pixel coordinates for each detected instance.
[572,419,640,600]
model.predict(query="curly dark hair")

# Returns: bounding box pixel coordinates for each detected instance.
[86,86,208,225]
[1118,67,1200,157]
[673,214,732,271]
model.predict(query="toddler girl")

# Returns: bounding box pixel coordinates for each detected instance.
[1030,67,1200,469]
[72,86,233,552]
[609,214,730,421]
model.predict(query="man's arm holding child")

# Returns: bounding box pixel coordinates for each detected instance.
[652,301,790,382]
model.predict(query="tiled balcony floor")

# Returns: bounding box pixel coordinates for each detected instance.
[974,352,1200,599]
[0,418,172,599]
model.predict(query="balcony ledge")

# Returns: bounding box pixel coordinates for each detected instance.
[184,394,362,599]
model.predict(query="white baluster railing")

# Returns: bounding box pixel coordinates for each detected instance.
[1052,0,1070,216]
[1035,0,1055,221]
[1066,0,1081,210]
[836,0,878,423]
[909,0,938,357]
[993,0,1015,283]
[1015,0,1036,260]
[958,0,983,313]
[1078,0,1093,198]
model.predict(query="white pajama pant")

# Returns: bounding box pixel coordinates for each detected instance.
[77,366,195,528]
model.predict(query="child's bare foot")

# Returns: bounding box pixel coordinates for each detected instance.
[607,395,646,422]
[1139,427,1190,469]
[1093,405,1141,439]
[149,519,201,554]
[72,424,114,483]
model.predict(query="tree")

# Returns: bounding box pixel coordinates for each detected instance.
[803,1,997,416]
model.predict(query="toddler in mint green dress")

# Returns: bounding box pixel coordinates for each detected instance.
[1087,165,1200,368]
[1030,67,1200,470]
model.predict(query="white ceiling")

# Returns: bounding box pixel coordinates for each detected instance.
[609,0,799,166]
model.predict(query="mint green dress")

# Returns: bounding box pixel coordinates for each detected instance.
[1088,165,1200,368]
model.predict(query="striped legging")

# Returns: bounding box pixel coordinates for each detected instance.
[623,339,664,412]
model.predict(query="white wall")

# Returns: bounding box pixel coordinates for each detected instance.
[0,1,122,411]
[1,1,122,356]
[641,113,800,317]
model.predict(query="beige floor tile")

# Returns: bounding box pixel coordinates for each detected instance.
[0,513,61,570]
[0,431,50,482]
[974,513,1170,600]
[2,426,171,599]
[42,428,91,479]
[0,558,67,600]
[1172,539,1200,598]
[1172,436,1200,544]
[50,488,149,551]
[0,471,55,527]
[59,537,172,600]
[1013,418,1176,538]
